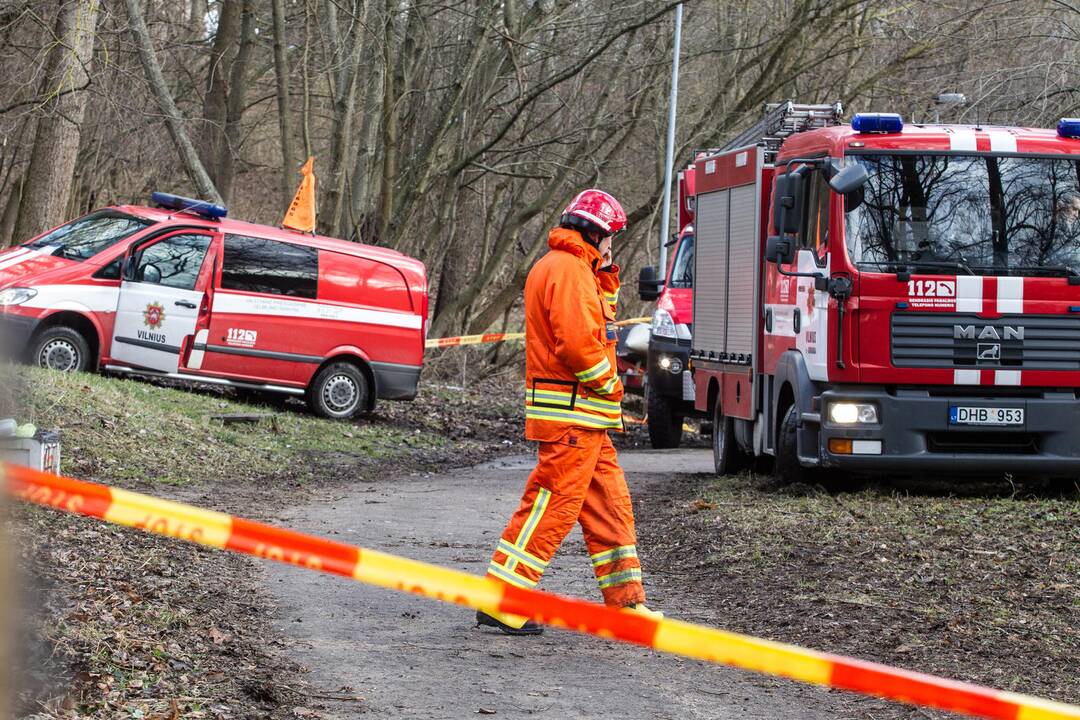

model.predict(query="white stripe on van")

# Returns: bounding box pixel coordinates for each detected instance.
[997,276,1023,314]
[211,291,422,330]
[21,284,120,312]
[0,248,34,271]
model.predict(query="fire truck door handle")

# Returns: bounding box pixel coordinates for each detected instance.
[175,300,197,309]
[792,308,801,334]
[765,309,773,332]
[835,302,846,369]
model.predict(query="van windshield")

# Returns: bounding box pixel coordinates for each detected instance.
[845,153,1080,277]
[668,234,694,288]
[25,211,151,261]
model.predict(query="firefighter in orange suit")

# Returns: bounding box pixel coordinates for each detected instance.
[476,189,661,635]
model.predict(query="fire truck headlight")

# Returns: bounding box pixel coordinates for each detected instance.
[651,309,677,339]
[828,402,878,425]
[0,288,37,307]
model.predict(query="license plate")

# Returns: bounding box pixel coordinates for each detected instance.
[949,406,1025,426]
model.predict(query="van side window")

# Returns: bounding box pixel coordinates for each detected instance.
[134,234,211,290]
[222,235,318,299]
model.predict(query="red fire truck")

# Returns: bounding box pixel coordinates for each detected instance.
[692,101,1080,483]
[637,163,697,448]
[0,193,428,420]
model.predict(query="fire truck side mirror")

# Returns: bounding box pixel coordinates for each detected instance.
[771,172,804,235]
[765,236,796,265]
[828,163,869,195]
[638,266,663,301]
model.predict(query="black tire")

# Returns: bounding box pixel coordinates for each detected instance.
[774,404,809,485]
[30,326,92,373]
[306,362,370,420]
[713,401,750,476]
[647,382,683,449]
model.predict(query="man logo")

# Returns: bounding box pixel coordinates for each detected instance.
[977,343,1001,361]
[953,324,1024,341]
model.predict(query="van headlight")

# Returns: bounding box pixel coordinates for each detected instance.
[0,288,37,306]
[828,402,878,424]
[651,308,677,339]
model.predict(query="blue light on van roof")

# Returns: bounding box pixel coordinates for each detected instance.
[1058,118,1080,138]
[150,191,227,220]
[852,113,904,134]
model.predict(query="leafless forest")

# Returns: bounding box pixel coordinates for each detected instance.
[1,0,1077,335]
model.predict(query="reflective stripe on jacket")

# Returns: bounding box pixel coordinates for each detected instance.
[524,227,623,441]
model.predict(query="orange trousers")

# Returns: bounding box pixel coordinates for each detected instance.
[487,427,646,607]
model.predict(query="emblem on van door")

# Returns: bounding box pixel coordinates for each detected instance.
[143,302,165,329]
[953,324,1024,341]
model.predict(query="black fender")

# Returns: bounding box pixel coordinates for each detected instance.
[770,351,822,466]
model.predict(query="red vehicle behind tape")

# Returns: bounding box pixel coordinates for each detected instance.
[693,102,1080,482]
[0,193,427,420]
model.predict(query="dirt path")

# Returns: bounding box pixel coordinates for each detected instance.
[263,450,870,719]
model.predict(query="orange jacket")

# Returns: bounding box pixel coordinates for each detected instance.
[524,227,623,441]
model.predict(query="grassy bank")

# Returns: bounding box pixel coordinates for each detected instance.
[638,472,1080,717]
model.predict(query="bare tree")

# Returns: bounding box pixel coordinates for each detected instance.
[13,1,101,243]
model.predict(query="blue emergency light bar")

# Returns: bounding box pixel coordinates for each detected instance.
[150,191,227,220]
[852,113,904,134]
[1058,118,1080,139]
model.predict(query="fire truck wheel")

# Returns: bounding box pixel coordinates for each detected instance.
[647,384,683,449]
[712,402,749,476]
[307,362,370,420]
[775,404,810,486]
[31,326,92,373]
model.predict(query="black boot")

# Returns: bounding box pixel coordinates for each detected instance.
[475,610,544,636]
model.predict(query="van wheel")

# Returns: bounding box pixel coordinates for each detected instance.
[713,402,750,476]
[774,404,810,485]
[307,362,369,420]
[31,326,91,373]
[647,384,683,448]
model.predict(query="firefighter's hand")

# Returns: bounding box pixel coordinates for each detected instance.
[598,377,624,402]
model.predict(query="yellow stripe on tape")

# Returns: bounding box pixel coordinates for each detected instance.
[1010,694,1080,720]
[652,619,833,687]
[355,547,506,613]
[105,488,232,548]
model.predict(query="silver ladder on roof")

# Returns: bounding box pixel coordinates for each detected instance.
[721,101,844,162]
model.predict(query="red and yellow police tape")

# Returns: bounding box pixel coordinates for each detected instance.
[426,317,651,349]
[6,461,1076,720]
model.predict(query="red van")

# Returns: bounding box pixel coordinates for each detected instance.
[0,193,428,420]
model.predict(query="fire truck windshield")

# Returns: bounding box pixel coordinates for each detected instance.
[24,211,151,261]
[669,234,694,288]
[844,153,1080,277]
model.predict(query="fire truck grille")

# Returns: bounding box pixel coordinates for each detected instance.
[891,313,1080,371]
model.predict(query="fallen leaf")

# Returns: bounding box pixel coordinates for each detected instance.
[690,499,717,511]
[208,626,231,645]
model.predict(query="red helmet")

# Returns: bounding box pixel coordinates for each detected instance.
[560,189,627,236]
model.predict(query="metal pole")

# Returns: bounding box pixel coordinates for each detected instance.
[657,3,683,275]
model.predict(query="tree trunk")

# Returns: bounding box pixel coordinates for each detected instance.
[318,0,370,238]
[13,0,101,244]
[376,0,397,246]
[218,0,255,205]
[271,0,296,208]
[123,0,221,203]
[0,174,24,249]
[199,0,243,201]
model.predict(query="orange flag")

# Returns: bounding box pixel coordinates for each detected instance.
[283,156,317,232]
